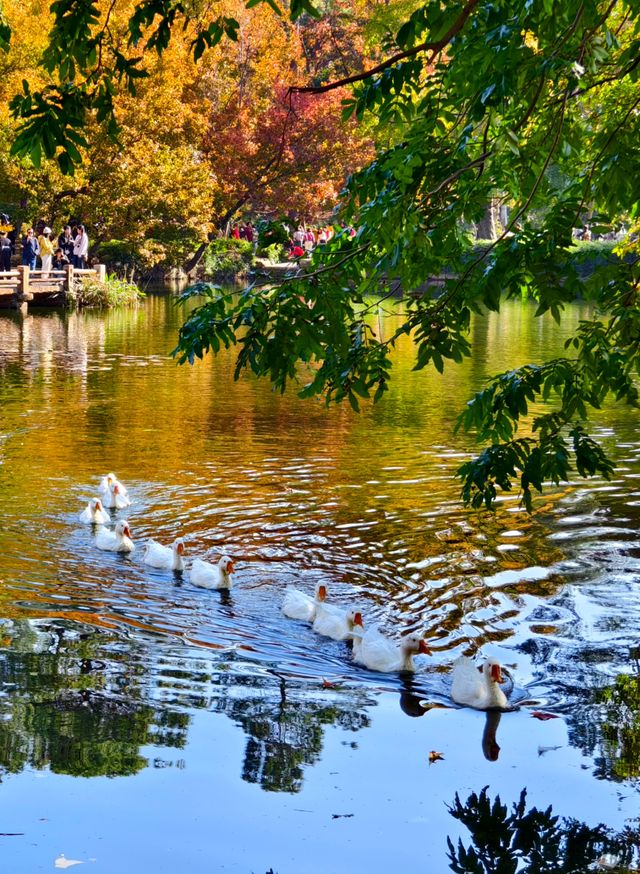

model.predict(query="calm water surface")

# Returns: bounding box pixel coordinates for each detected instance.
[0,294,639,873]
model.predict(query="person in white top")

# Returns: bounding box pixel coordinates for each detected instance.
[73,225,89,268]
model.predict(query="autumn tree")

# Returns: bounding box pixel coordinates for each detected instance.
[0,0,372,269]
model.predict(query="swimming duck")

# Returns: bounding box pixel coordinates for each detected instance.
[95,520,135,553]
[190,555,235,590]
[313,607,364,642]
[79,498,110,525]
[102,480,131,510]
[100,472,129,499]
[283,583,327,622]
[353,628,431,672]
[451,656,509,710]
[143,538,186,571]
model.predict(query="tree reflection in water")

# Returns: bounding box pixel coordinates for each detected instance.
[0,620,374,791]
[208,669,372,793]
[0,620,189,779]
[554,668,640,786]
[446,787,639,874]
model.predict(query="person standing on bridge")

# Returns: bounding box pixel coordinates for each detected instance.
[21,228,39,270]
[0,231,12,272]
[73,225,89,268]
[58,225,75,262]
[38,227,55,277]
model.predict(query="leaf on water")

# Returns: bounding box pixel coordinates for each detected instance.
[429,750,445,764]
[531,711,559,721]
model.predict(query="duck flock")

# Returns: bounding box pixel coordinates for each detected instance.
[82,472,513,711]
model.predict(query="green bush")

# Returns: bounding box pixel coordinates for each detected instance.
[94,240,141,274]
[203,237,253,279]
[95,228,203,276]
[260,242,286,263]
[67,273,142,308]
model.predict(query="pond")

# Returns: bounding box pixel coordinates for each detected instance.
[0,293,639,873]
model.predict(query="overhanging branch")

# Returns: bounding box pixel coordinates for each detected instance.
[288,0,480,96]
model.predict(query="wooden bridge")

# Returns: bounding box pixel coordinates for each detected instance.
[0,264,106,312]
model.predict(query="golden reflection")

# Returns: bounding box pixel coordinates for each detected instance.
[0,293,633,661]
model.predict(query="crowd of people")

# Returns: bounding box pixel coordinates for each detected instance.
[0,218,90,276]
[21,224,90,275]
[286,223,357,260]
[230,219,358,261]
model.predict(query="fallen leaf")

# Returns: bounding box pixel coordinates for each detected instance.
[428,750,444,764]
[531,711,559,721]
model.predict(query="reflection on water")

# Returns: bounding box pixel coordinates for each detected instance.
[1,295,640,867]
[447,787,640,873]
[0,620,189,780]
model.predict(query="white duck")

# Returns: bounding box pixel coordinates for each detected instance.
[353,628,431,672]
[190,555,235,590]
[95,520,135,553]
[282,583,327,622]
[143,538,186,571]
[99,472,129,500]
[102,480,131,510]
[451,656,509,710]
[79,498,110,525]
[313,607,364,642]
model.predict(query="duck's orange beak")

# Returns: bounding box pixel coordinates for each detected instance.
[491,663,503,683]
[227,561,235,573]
[418,639,432,655]
[123,525,132,538]
[353,612,363,627]
[114,484,120,494]
[318,585,327,601]
[96,500,103,512]
[177,542,185,555]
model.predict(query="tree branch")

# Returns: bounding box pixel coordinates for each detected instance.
[288,0,480,96]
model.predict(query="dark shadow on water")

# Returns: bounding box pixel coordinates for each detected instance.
[481,710,502,761]
[399,675,428,717]
[447,786,640,873]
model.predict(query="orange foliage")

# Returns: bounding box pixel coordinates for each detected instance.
[0,0,374,259]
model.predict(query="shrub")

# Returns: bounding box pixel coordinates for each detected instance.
[203,237,253,279]
[94,240,141,275]
[260,242,286,263]
[95,228,203,277]
[67,273,142,308]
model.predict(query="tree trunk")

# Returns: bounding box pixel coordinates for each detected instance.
[182,195,253,275]
[476,198,500,241]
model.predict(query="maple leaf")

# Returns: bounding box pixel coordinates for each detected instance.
[428,750,444,764]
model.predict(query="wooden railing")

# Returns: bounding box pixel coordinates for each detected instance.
[0,264,106,310]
